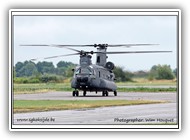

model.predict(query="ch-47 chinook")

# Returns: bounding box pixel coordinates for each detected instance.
[22,43,171,97]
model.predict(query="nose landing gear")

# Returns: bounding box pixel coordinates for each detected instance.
[83,91,86,96]
[102,91,108,96]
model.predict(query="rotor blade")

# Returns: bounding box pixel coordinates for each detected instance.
[108,44,159,47]
[20,44,82,52]
[62,47,81,52]
[54,45,95,47]
[30,53,80,61]
[102,51,172,54]
[20,44,50,46]
[44,51,103,59]
[57,44,159,47]
[21,44,95,47]
[21,44,159,48]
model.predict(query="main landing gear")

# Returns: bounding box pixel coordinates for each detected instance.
[72,90,117,96]
[72,90,86,96]
[102,90,117,96]
[102,91,108,96]
[114,91,117,96]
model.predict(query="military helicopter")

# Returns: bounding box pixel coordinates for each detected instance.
[21,43,171,97]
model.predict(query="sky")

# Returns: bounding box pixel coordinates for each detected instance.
[13,14,177,71]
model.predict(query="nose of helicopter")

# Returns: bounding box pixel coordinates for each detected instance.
[76,76,88,83]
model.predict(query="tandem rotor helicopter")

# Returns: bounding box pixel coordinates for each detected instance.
[21,43,171,97]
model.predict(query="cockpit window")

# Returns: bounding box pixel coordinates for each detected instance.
[81,68,92,74]
[75,68,81,74]
[75,67,93,75]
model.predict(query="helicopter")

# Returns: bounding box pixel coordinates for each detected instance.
[21,43,172,97]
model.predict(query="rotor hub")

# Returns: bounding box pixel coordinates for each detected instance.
[94,44,108,49]
[79,50,94,56]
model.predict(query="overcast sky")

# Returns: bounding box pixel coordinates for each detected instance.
[13,15,177,71]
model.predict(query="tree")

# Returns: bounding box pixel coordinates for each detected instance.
[113,66,133,82]
[36,61,55,74]
[56,67,65,75]
[15,62,24,77]
[56,61,76,76]
[149,64,175,80]
[148,65,158,80]
[133,70,149,78]
[57,61,71,68]
[156,65,175,80]
[64,66,75,78]
[173,68,177,78]
[18,61,38,77]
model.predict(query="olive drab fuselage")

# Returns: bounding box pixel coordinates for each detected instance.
[71,44,117,96]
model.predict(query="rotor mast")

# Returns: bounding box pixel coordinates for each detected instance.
[79,54,92,67]
[94,44,108,67]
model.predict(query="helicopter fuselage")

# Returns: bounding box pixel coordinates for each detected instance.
[70,47,117,96]
[71,64,117,92]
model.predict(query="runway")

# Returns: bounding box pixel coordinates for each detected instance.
[13,92,178,125]
[14,103,176,124]
[14,91,176,102]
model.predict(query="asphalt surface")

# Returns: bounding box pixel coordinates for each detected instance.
[14,103,176,125]
[14,91,176,102]
[13,92,177,125]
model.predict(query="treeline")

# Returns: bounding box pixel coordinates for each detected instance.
[14,61,76,83]
[113,64,177,82]
[13,60,177,83]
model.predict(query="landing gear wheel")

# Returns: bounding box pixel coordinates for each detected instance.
[72,90,79,97]
[102,91,105,96]
[114,91,117,96]
[105,91,109,96]
[83,91,86,96]
[72,91,75,96]
[102,91,108,96]
[76,90,79,96]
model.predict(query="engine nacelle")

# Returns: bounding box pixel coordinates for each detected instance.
[105,61,115,70]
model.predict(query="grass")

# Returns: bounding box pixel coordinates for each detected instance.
[13,83,71,94]
[13,80,177,94]
[13,100,166,113]
[117,78,177,86]
[118,87,176,92]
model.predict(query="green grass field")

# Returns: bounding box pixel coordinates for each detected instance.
[14,100,166,113]
[117,78,177,86]
[13,79,177,94]
[13,83,71,94]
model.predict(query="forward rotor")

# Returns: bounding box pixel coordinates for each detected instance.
[20,43,159,48]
